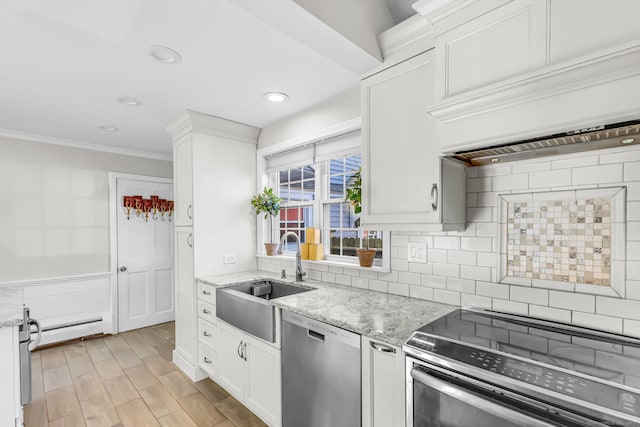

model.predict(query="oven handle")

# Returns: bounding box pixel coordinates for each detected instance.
[411,368,557,427]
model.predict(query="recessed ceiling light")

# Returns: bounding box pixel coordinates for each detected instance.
[490,158,500,163]
[264,92,288,103]
[620,137,636,145]
[98,125,119,132]
[149,45,182,65]
[117,96,143,106]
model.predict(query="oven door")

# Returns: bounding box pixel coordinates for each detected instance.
[408,362,604,427]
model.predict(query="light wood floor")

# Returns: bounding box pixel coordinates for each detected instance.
[24,322,267,427]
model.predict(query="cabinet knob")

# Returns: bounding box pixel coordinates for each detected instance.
[202,309,211,315]
[202,289,211,295]
[204,356,212,364]
[203,331,211,337]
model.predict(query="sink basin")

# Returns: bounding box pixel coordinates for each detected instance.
[216,279,315,342]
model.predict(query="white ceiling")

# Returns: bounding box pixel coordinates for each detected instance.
[0,0,398,159]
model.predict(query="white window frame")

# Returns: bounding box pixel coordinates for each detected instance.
[256,120,389,271]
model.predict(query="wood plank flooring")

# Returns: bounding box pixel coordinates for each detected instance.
[25,322,267,427]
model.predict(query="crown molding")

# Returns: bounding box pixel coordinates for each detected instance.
[166,109,260,145]
[0,128,172,161]
[412,0,480,25]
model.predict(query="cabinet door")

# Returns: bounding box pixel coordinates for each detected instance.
[244,335,282,427]
[174,135,193,226]
[175,229,194,295]
[361,50,441,227]
[0,327,20,427]
[175,291,195,364]
[217,322,246,400]
[362,336,405,427]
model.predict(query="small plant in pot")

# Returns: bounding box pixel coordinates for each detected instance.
[346,168,376,267]
[251,187,282,256]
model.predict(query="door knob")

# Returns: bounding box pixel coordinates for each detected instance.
[120,266,127,272]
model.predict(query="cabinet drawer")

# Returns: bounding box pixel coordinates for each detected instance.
[197,282,216,305]
[198,318,217,349]
[197,300,216,323]
[198,343,217,378]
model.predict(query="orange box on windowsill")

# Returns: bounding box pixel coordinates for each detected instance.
[306,227,321,244]
[308,243,324,261]
[301,243,310,260]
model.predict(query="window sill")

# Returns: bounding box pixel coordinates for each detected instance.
[256,254,391,273]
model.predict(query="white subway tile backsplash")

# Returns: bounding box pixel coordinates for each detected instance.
[467,177,492,192]
[467,207,493,222]
[477,281,509,299]
[422,274,447,289]
[573,164,623,185]
[549,291,595,313]
[478,165,512,177]
[510,286,549,306]
[398,271,421,286]
[434,236,460,250]
[377,271,398,282]
[391,234,409,247]
[597,296,640,320]
[391,259,409,272]
[493,298,528,315]
[551,156,598,170]
[529,305,571,323]
[388,282,409,296]
[467,193,478,207]
[434,289,461,305]
[369,280,388,293]
[409,263,433,274]
[627,281,640,301]
[433,263,460,277]
[477,252,498,268]
[629,202,640,221]
[447,250,476,265]
[629,182,640,201]
[572,312,623,333]
[409,285,433,301]
[360,270,378,279]
[624,319,640,339]
[461,293,492,309]
[529,169,571,189]
[335,274,351,286]
[629,222,640,241]
[624,162,640,181]
[460,265,491,281]
[321,272,336,283]
[428,249,448,263]
[447,277,476,294]
[352,277,369,289]
[600,150,640,164]
[328,265,344,275]
[477,192,500,207]
[461,237,492,252]
[629,261,640,281]
[512,162,551,174]
[476,223,497,237]
[494,173,529,191]
[628,242,640,260]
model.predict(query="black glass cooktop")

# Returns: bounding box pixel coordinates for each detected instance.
[406,309,640,419]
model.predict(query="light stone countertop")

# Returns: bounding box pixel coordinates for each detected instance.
[197,271,456,347]
[0,286,24,327]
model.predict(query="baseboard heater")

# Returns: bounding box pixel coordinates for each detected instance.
[40,316,102,332]
[36,315,106,347]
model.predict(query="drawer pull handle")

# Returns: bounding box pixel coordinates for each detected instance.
[203,357,212,364]
[203,331,211,337]
[202,309,212,315]
[370,341,396,353]
[202,290,212,295]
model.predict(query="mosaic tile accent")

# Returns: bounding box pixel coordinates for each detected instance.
[506,198,611,286]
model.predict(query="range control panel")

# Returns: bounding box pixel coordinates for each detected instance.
[406,332,640,416]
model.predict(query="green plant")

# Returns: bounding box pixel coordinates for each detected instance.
[250,187,282,219]
[345,167,361,214]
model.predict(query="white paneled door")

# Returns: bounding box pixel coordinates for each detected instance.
[117,177,174,332]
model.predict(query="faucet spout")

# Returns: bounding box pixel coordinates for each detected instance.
[278,231,307,282]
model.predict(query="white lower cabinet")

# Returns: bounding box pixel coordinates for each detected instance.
[362,336,406,427]
[217,320,282,427]
[0,326,21,427]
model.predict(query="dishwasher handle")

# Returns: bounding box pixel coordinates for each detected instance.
[307,329,325,342]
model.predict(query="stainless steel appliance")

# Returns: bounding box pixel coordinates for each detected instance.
[404,309,640,427]
[18,307,41,405]
[282,310,361,427]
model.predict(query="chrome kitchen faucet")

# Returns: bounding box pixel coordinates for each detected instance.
[278,231,307,282]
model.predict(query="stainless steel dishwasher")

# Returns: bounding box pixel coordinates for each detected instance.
[282,310,361,427]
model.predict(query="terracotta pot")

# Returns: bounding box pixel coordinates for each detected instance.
[264,242,280,256]
[356,248,377,267]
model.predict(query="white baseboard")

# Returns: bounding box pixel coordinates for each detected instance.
[173,350,207,382]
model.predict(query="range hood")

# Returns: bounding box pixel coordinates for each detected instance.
[450,120,640,166]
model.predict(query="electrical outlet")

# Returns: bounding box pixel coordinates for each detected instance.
[223,254,237,264]
[408,242,427,263]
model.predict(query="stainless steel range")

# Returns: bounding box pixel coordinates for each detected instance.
[403,309,640,427]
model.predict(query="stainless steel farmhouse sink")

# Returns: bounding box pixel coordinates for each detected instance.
[216,279,315,342]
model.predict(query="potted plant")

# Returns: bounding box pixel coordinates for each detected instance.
[251,187,282,256]
[345,168,376,267]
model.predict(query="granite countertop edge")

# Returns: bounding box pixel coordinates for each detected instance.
[197,271,456,347]
[0,285,25,328]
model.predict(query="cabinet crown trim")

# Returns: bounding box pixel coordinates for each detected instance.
[413,0,480,25]
[167,109,260,144]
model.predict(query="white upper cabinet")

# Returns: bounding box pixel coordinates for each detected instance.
[434,0,547,100]
[361,49,466,231]
[174,135,193,227]
[549,0,640,64]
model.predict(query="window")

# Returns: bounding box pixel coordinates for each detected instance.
[265,133,385,266]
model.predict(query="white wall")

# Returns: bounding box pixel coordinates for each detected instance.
[0,136,172,283]
[257,85,360,149]
[259,144,640,338]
